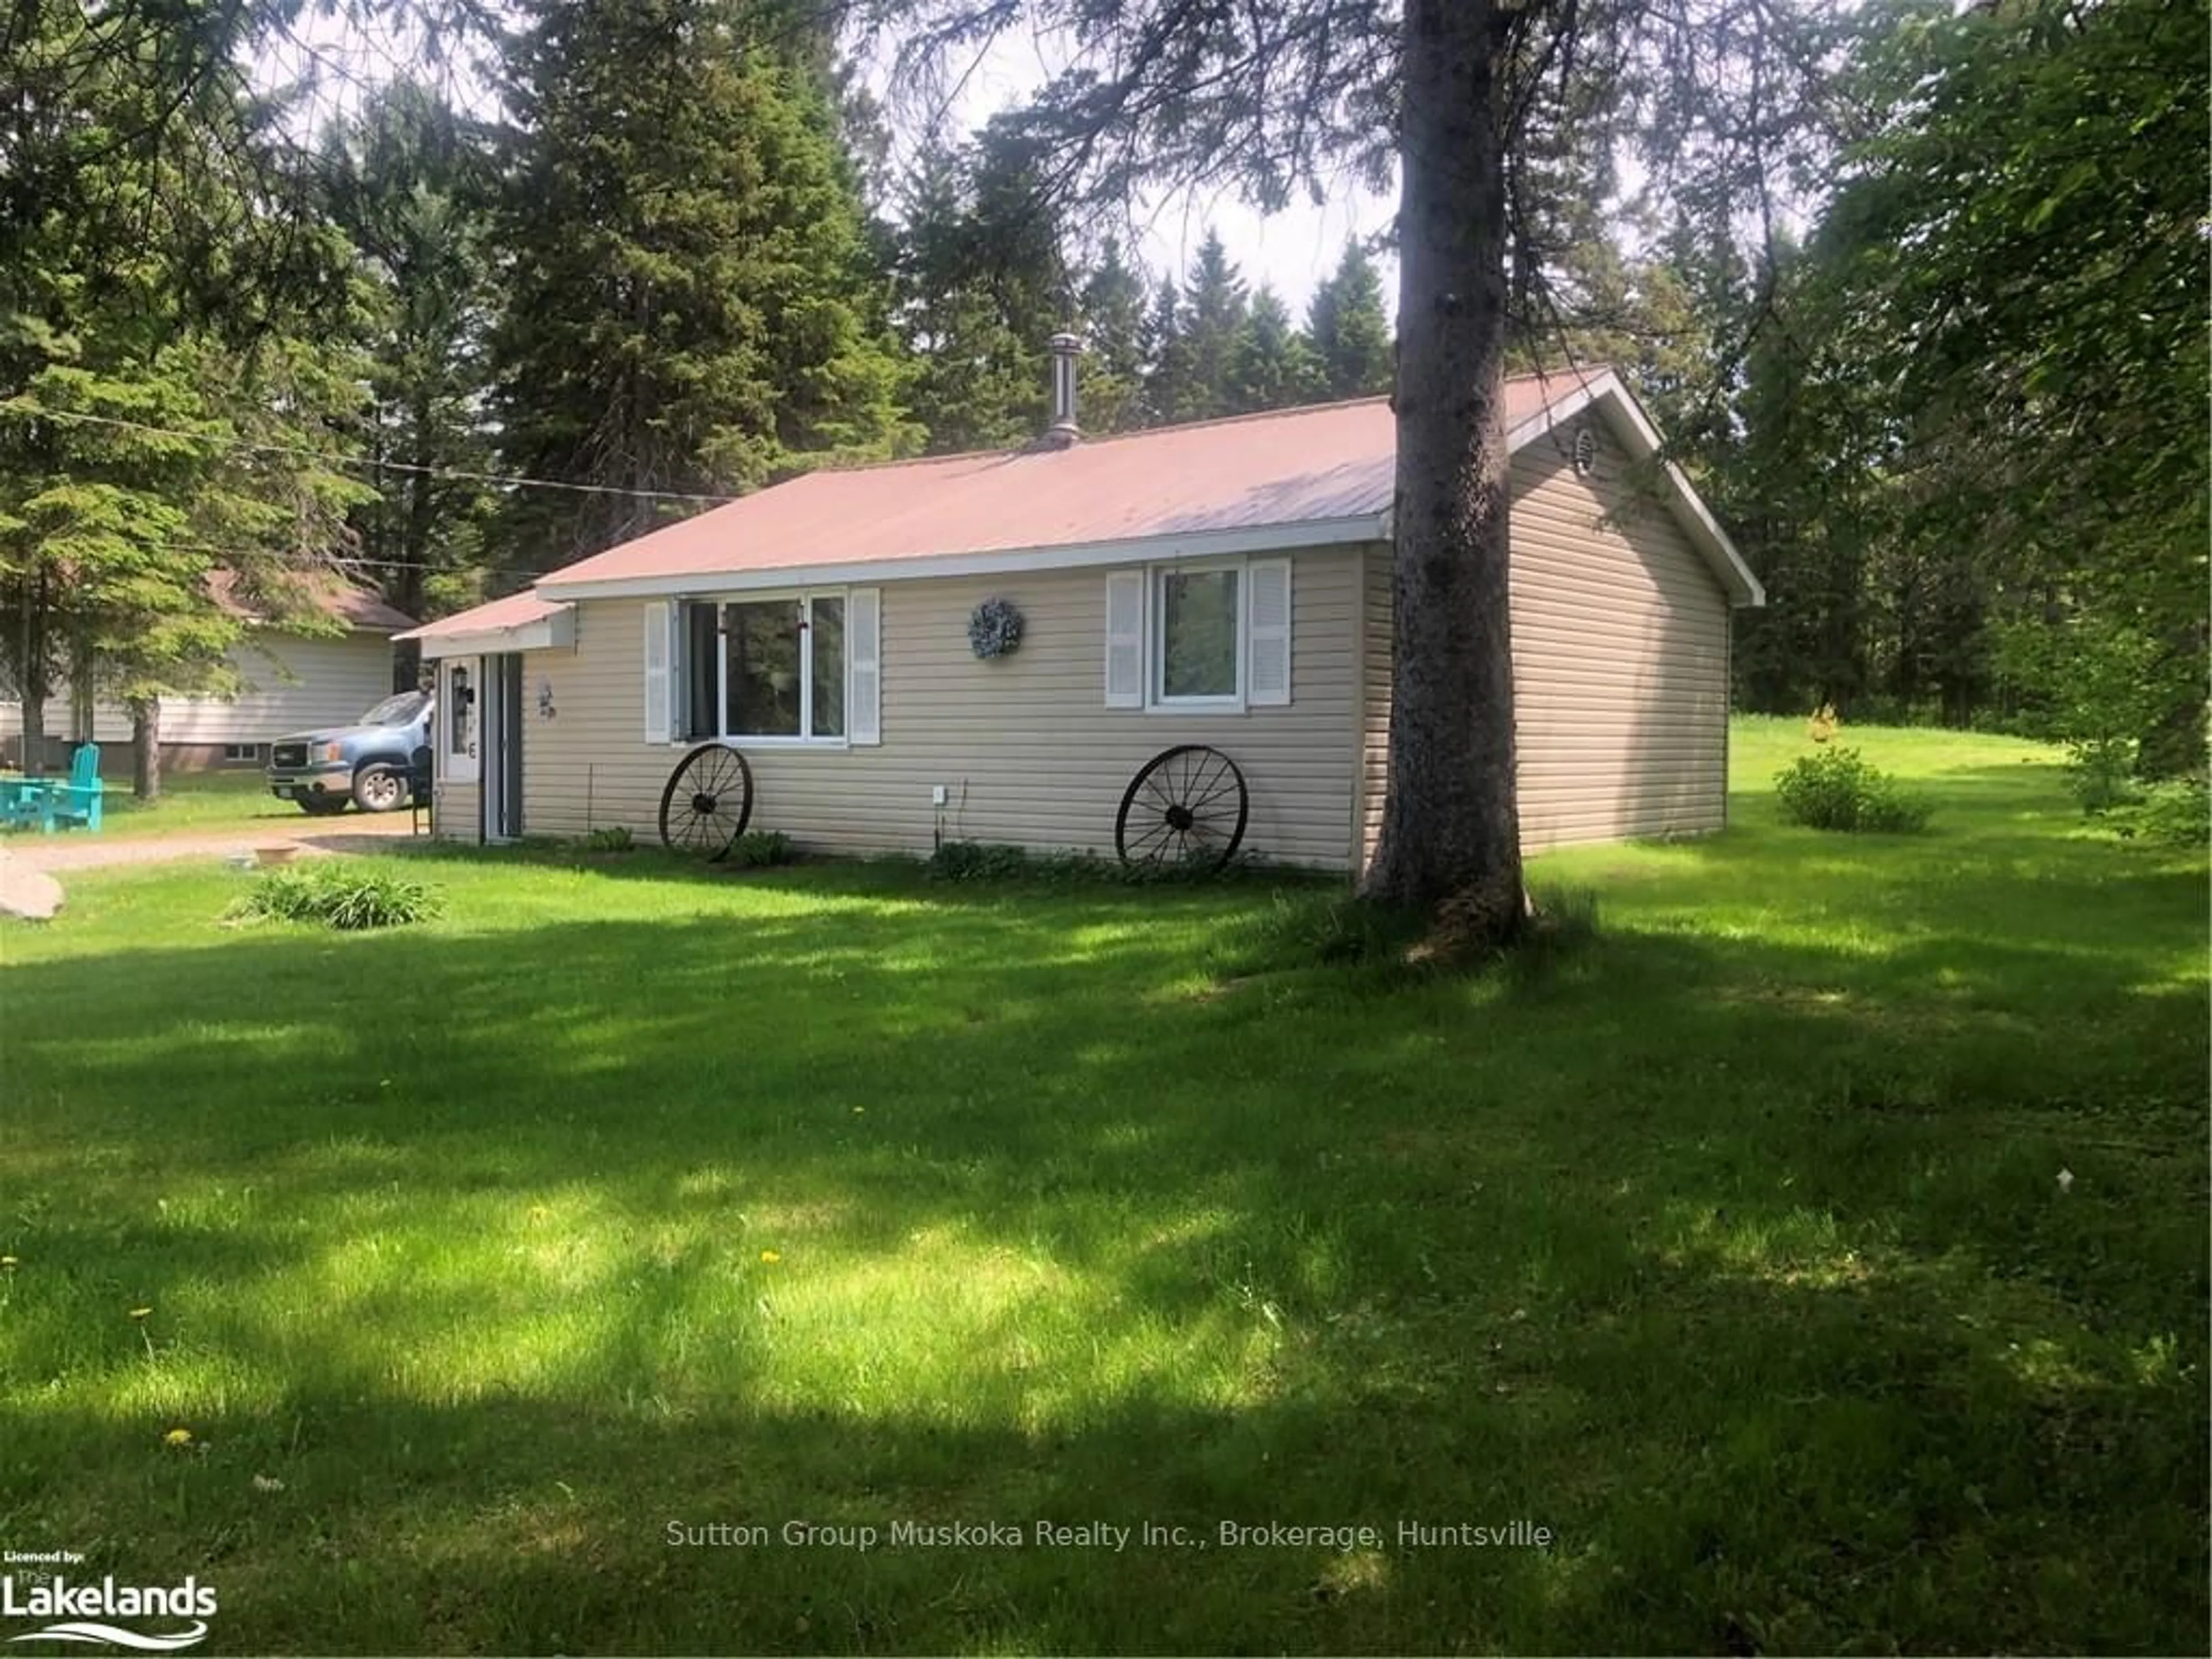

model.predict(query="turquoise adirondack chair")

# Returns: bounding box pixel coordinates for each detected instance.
[0,744,104,833]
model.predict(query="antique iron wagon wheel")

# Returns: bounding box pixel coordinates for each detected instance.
[658,742,755,859]
[1115,744,1249,872]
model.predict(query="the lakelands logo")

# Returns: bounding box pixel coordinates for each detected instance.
[2,1554,215,1652]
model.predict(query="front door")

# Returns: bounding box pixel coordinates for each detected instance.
[439,657,480,787]
[480,653,524,841]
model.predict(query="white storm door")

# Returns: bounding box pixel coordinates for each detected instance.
[440,657,481,786]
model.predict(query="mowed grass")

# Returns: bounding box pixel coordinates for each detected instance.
[1,722,2203,1654]
[3,767,326,840]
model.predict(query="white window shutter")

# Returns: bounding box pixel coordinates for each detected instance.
[1104,570,1145,707]
[642,600,674,743]
[1248,558,1292,706]
[847,587,882,745]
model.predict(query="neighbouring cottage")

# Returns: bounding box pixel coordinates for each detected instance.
[399,359,1762,870]
[1,571,416,774]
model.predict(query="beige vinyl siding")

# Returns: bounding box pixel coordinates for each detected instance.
[433,779,481,844]
[160,632,396,745]
[520,551,1365,869]
[0,681,132,745]
[0,631,395,750]
[1359,414,1733,866]
[1358,550,1392,864]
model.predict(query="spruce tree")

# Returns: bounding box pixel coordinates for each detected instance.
[323,81,499,635]
[892,129,1066,452]
[0,0,365,787]
[1229,286,1325,413]
[1306,242,1393,399]
[1075,237,1149,434]
[1138,276,1191,428]
[1175,230,1248,421]
[492,0,911,568]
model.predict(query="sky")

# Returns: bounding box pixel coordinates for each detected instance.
[882,22,1403,319]
[259,6,1404,320]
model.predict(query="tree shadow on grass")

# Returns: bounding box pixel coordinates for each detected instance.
[3,889,2205,1653]
[5,1266,2201,1654]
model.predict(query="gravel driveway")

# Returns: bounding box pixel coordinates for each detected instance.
[1,812,418,874]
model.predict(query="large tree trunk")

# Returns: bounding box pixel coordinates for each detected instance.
[130,696,162,801]
[17,634,46,772]
[1362,0,1524,939]
[18,695,44,772]
[15,571,50,772]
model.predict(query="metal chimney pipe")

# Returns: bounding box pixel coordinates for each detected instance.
[1046,331,1082,442]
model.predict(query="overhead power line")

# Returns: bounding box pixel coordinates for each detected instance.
[0,401,746,507]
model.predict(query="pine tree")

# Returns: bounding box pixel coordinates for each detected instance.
[1306,242,1393,399]
[1228,286,1324,413]
[1075,237,1149,434]
[1175,230,1248,421]
[323,81,499,637]
[892,128,1067,452]
[1138,276,1191,428]
[0,0,366,790]
[492,0,912,568]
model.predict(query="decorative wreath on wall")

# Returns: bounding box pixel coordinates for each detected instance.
[968,596,1025,660]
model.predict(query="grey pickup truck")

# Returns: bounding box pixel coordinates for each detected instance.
[266,690,433,815]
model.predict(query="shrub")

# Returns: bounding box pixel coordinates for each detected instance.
[1995,612,2203,787]
[2063,738,2142,814]
[925,840,1033,881]
[924,839,1267,885]
[229,862,441,930]
[2106,778,2210,849]
[1518,885,1603,964]
[729,829,795,868]
[1233,891,1427,969]
[1226,885,1597,979]
[584,825,635,853]
[1774,747,1931,834]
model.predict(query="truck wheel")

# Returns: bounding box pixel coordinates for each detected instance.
[353,764,407,813]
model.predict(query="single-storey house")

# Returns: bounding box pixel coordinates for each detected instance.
[399,363,1762,871]
[1,571,416,774]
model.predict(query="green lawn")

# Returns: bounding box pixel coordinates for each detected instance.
[2,722,2205,1654]
[5,768,331,840]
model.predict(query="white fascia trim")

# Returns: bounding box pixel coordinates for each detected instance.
[1505,368,1766,609]
[535,514,1387,603]
[411,608,577,660]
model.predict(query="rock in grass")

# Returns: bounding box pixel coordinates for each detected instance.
[0,851,62,921]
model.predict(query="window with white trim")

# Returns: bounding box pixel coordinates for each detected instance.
[653,590,880,747]
[1104,557,1291,712]
[221,743,262,764]
[1157,565,1240,704]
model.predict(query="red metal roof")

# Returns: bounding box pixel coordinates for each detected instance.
[405,368,1759,641]
[536,378,1565,596]
[396,590,567,644]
